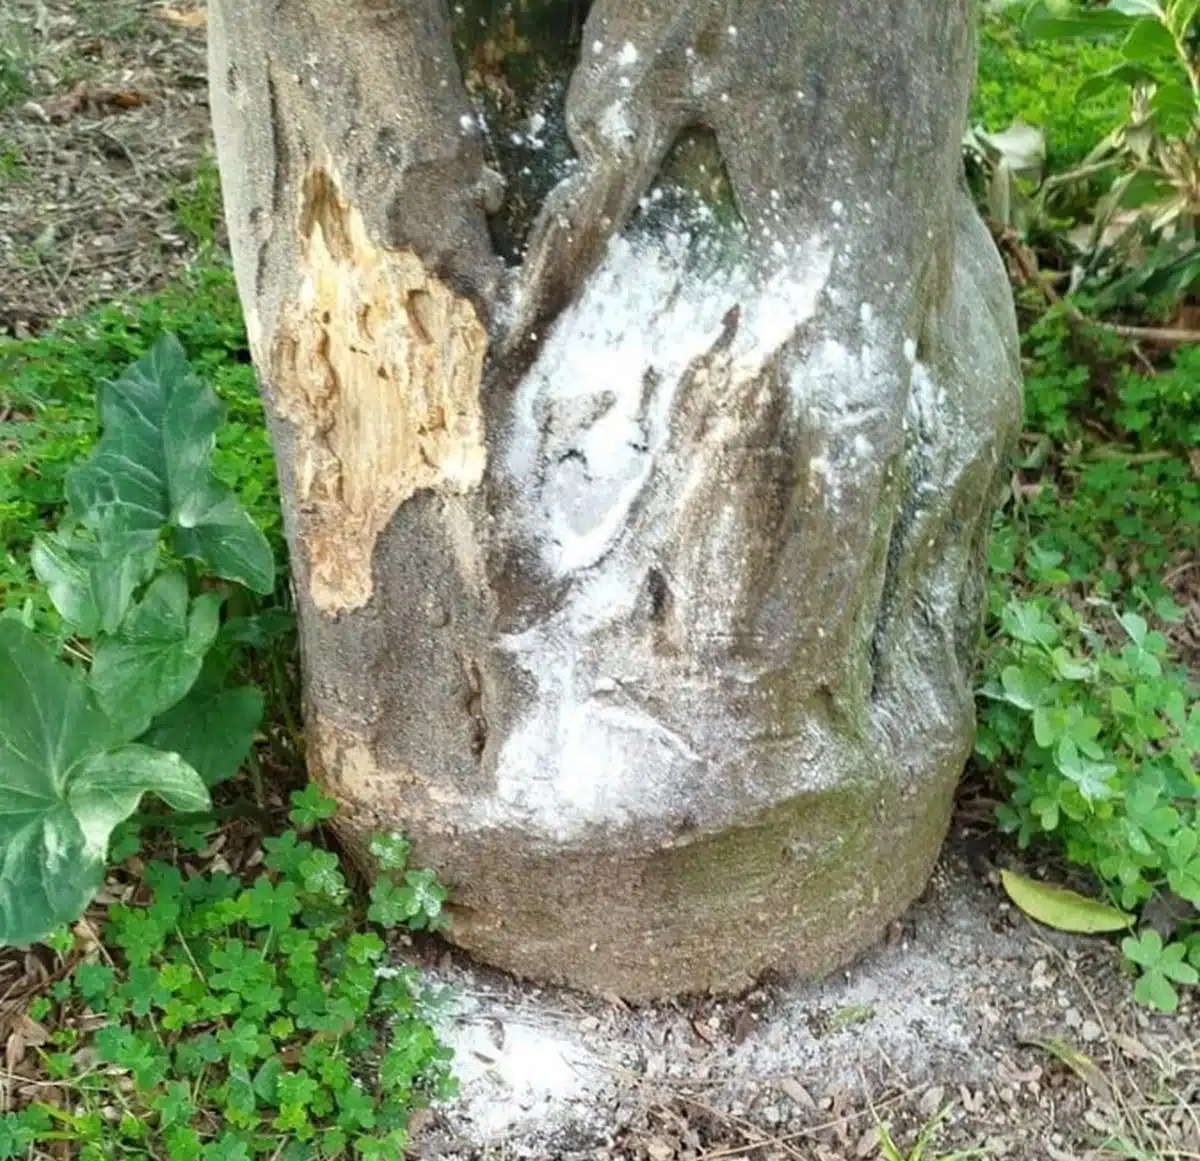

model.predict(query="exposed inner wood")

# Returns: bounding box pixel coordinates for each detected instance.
[271,165,488,613]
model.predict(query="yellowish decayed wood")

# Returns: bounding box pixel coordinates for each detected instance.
[272,164,487,613]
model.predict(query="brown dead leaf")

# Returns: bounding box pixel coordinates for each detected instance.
[16,1016,48,1048]
[43,83,150,122]
[103,90,147,110]
[406,1106,435,1140]
[777,1076,815,1109]
[731,1006,757,1044]
[855,1126,879,1158]
[1114,1033,1155,1063]
[44,83,89,123]
[1021,1035,1114,1105]
[5,1030,25,1072]
[154,6,208,27]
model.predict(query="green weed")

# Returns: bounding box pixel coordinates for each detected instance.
[0,788,455,1161]
[977,306,1199,1012]
[973,10,1129,171]
[0,263,278,629]
[172,153,225,250]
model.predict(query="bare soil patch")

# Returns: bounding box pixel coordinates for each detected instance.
[0,0,213,334]
[418,822,1199,1160]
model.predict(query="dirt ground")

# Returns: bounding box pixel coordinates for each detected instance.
[0,0,213,335]
[0,4,1197,1159]
[415,806,1199,1161]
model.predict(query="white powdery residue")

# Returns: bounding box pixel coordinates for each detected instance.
[903,337,918,362]
[505,232,759,578]
[442,1007,603,1142]
[908,360,945,437]
[730,247,833,381]
[492,230,833,839]
[617,40,639,66]
[598,100,634,146]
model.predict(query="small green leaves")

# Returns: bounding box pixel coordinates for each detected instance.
[1000,870,1133,934]
[0,621,209,947]
[39,822,453,1160]
[980,579,1197,1009]
[369,833,412,872]
[65,334,274,594]
[1122,930,1200,1012]
[368,869,448,932]
[289,785,337,829]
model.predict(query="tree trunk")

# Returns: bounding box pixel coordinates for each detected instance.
[208,0,1020,1000]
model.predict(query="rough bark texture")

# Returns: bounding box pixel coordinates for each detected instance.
[209,0,1021,1000]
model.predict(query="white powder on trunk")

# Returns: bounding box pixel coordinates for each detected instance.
[489,230,836,840]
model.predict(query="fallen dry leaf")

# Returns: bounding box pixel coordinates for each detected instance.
[5,1030,25,1072]
[154,6,208,27]
[43,83,151,123]
[776,1076,815,1109]
[43,82,88,123]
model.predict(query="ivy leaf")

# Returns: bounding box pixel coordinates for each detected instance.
[1000,870,1133,934]
[0,621,209,947]
[90,572,222,738]
[31,529,158,636]
[141,684,264,787]
[65,333,274,594]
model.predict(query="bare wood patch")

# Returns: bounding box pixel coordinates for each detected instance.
[273,165,487,613]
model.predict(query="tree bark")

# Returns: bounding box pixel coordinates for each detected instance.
[209,0,1021,1000]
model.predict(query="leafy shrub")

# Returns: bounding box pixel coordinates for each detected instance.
[0,335,276,946]
[1021,0,1199,300]
[977,583,1200,1008]
[973,8,1131,172]
[0,788,455,1161]
[0,264,278,627]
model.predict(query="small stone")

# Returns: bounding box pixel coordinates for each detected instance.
[918,1085,945,1116]
[1080,1020,1102,1043]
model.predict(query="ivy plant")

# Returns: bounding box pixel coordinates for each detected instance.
[0,334,276,948]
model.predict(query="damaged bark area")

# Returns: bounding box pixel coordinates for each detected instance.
[209,0,1023,998]
[271,167,487,613]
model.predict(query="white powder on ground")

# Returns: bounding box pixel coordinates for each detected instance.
[439,996,609,1144]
